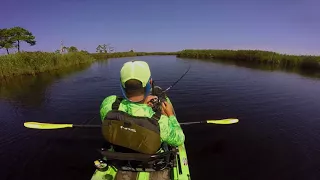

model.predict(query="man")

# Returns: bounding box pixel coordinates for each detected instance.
[99,60,185,179]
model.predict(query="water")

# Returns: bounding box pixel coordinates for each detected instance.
[1,56,320,180]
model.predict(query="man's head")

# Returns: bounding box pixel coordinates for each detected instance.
[120,60,152,102]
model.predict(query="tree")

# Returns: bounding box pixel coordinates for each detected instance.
[10,27,36,52]
[68,46,78,52]
[0,28,16,54]
[96,44,114,53]
[96,45,103,53]
[80,50,89,54]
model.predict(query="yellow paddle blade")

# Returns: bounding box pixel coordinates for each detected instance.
[207,118,239,124]
[24,122,73,129]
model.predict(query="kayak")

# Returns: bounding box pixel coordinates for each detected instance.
[90,143,190,180]
[91,95,190,180]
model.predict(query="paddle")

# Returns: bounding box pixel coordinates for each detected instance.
[24,119,239,130]
[179,119,239,125]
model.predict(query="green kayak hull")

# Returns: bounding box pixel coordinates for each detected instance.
[91,144,191,180]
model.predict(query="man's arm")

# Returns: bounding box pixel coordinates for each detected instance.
[100,95,117,121]
[158,115,185,146]
[157,97,185,146]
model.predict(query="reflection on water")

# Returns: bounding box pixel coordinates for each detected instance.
[184,58,320,79]
[0,63,92,107]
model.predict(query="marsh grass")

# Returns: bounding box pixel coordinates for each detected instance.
[0,51,95,78]
[177,49,320,70]
[90,52,177,60]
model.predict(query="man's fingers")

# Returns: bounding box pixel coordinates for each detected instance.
[161,103,166,108]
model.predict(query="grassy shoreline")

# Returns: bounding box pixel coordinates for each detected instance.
[90,51,177,60]
[177,49,320,71]
[1,49,319,78]
[0,51,95,78]
[0,51,178,78]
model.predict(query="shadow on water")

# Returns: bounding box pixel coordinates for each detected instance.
[0,63,92,107]
[180,57,320,80]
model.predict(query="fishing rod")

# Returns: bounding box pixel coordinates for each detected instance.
[162,63,191,93]
[151,63,191,96]
[150,63,191,111]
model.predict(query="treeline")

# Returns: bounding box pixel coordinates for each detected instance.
[90,52,137,60]
[55,46,89,53]
[137,52,178,56]
[177,49,320,70]
[91,51,177,60]
[0,27,95,78]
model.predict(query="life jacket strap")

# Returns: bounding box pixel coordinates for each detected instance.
[112,96,161,121]
[151,111,161,121]
[112,97,124,110]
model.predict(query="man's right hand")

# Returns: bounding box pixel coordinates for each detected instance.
[144,95,157,107]
[161,101,174,117]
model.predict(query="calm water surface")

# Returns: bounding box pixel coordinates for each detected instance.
[1,56,320,180]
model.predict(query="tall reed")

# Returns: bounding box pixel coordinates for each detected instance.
[177,49,320,70]
[0,51,95,78]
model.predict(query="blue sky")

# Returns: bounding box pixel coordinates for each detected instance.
[1,0,319,55]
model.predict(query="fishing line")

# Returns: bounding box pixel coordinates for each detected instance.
[134,61,192,114]
[162,62,191,93]
[150,62,191,111]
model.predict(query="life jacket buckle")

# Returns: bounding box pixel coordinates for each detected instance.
[94,159,109,172]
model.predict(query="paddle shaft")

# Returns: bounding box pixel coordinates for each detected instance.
[24,118,238,130]
[77,121,213,127]
[76,121,205,127]
[179,121,206,125]
[74,120,235,127]
[74,122,205,128]
[73,124,101,128]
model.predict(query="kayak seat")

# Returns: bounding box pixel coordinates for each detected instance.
[98,143,177,172]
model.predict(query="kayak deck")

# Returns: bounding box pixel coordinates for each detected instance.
[91,144,190,180]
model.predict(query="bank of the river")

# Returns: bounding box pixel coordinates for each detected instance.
[0,51,178,78]
[90,51,177,60]
[0,51,95,78]
[2,49,319,78]
[177,49,320,71]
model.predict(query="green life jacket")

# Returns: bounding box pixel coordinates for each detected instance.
[102,96,162,155]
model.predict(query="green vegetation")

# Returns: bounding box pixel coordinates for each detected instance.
[90,51,177,60]
[0,51,94,78]
[66,46,78,52]
[91,52,137,60]
[0,26,179,78]
[177,49,320,70]
[0,27,36,54]
[2,26,319,79]
[55,46,86,53]
[137,52,178,56]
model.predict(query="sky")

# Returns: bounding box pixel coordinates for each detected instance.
[1,0,319,55]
